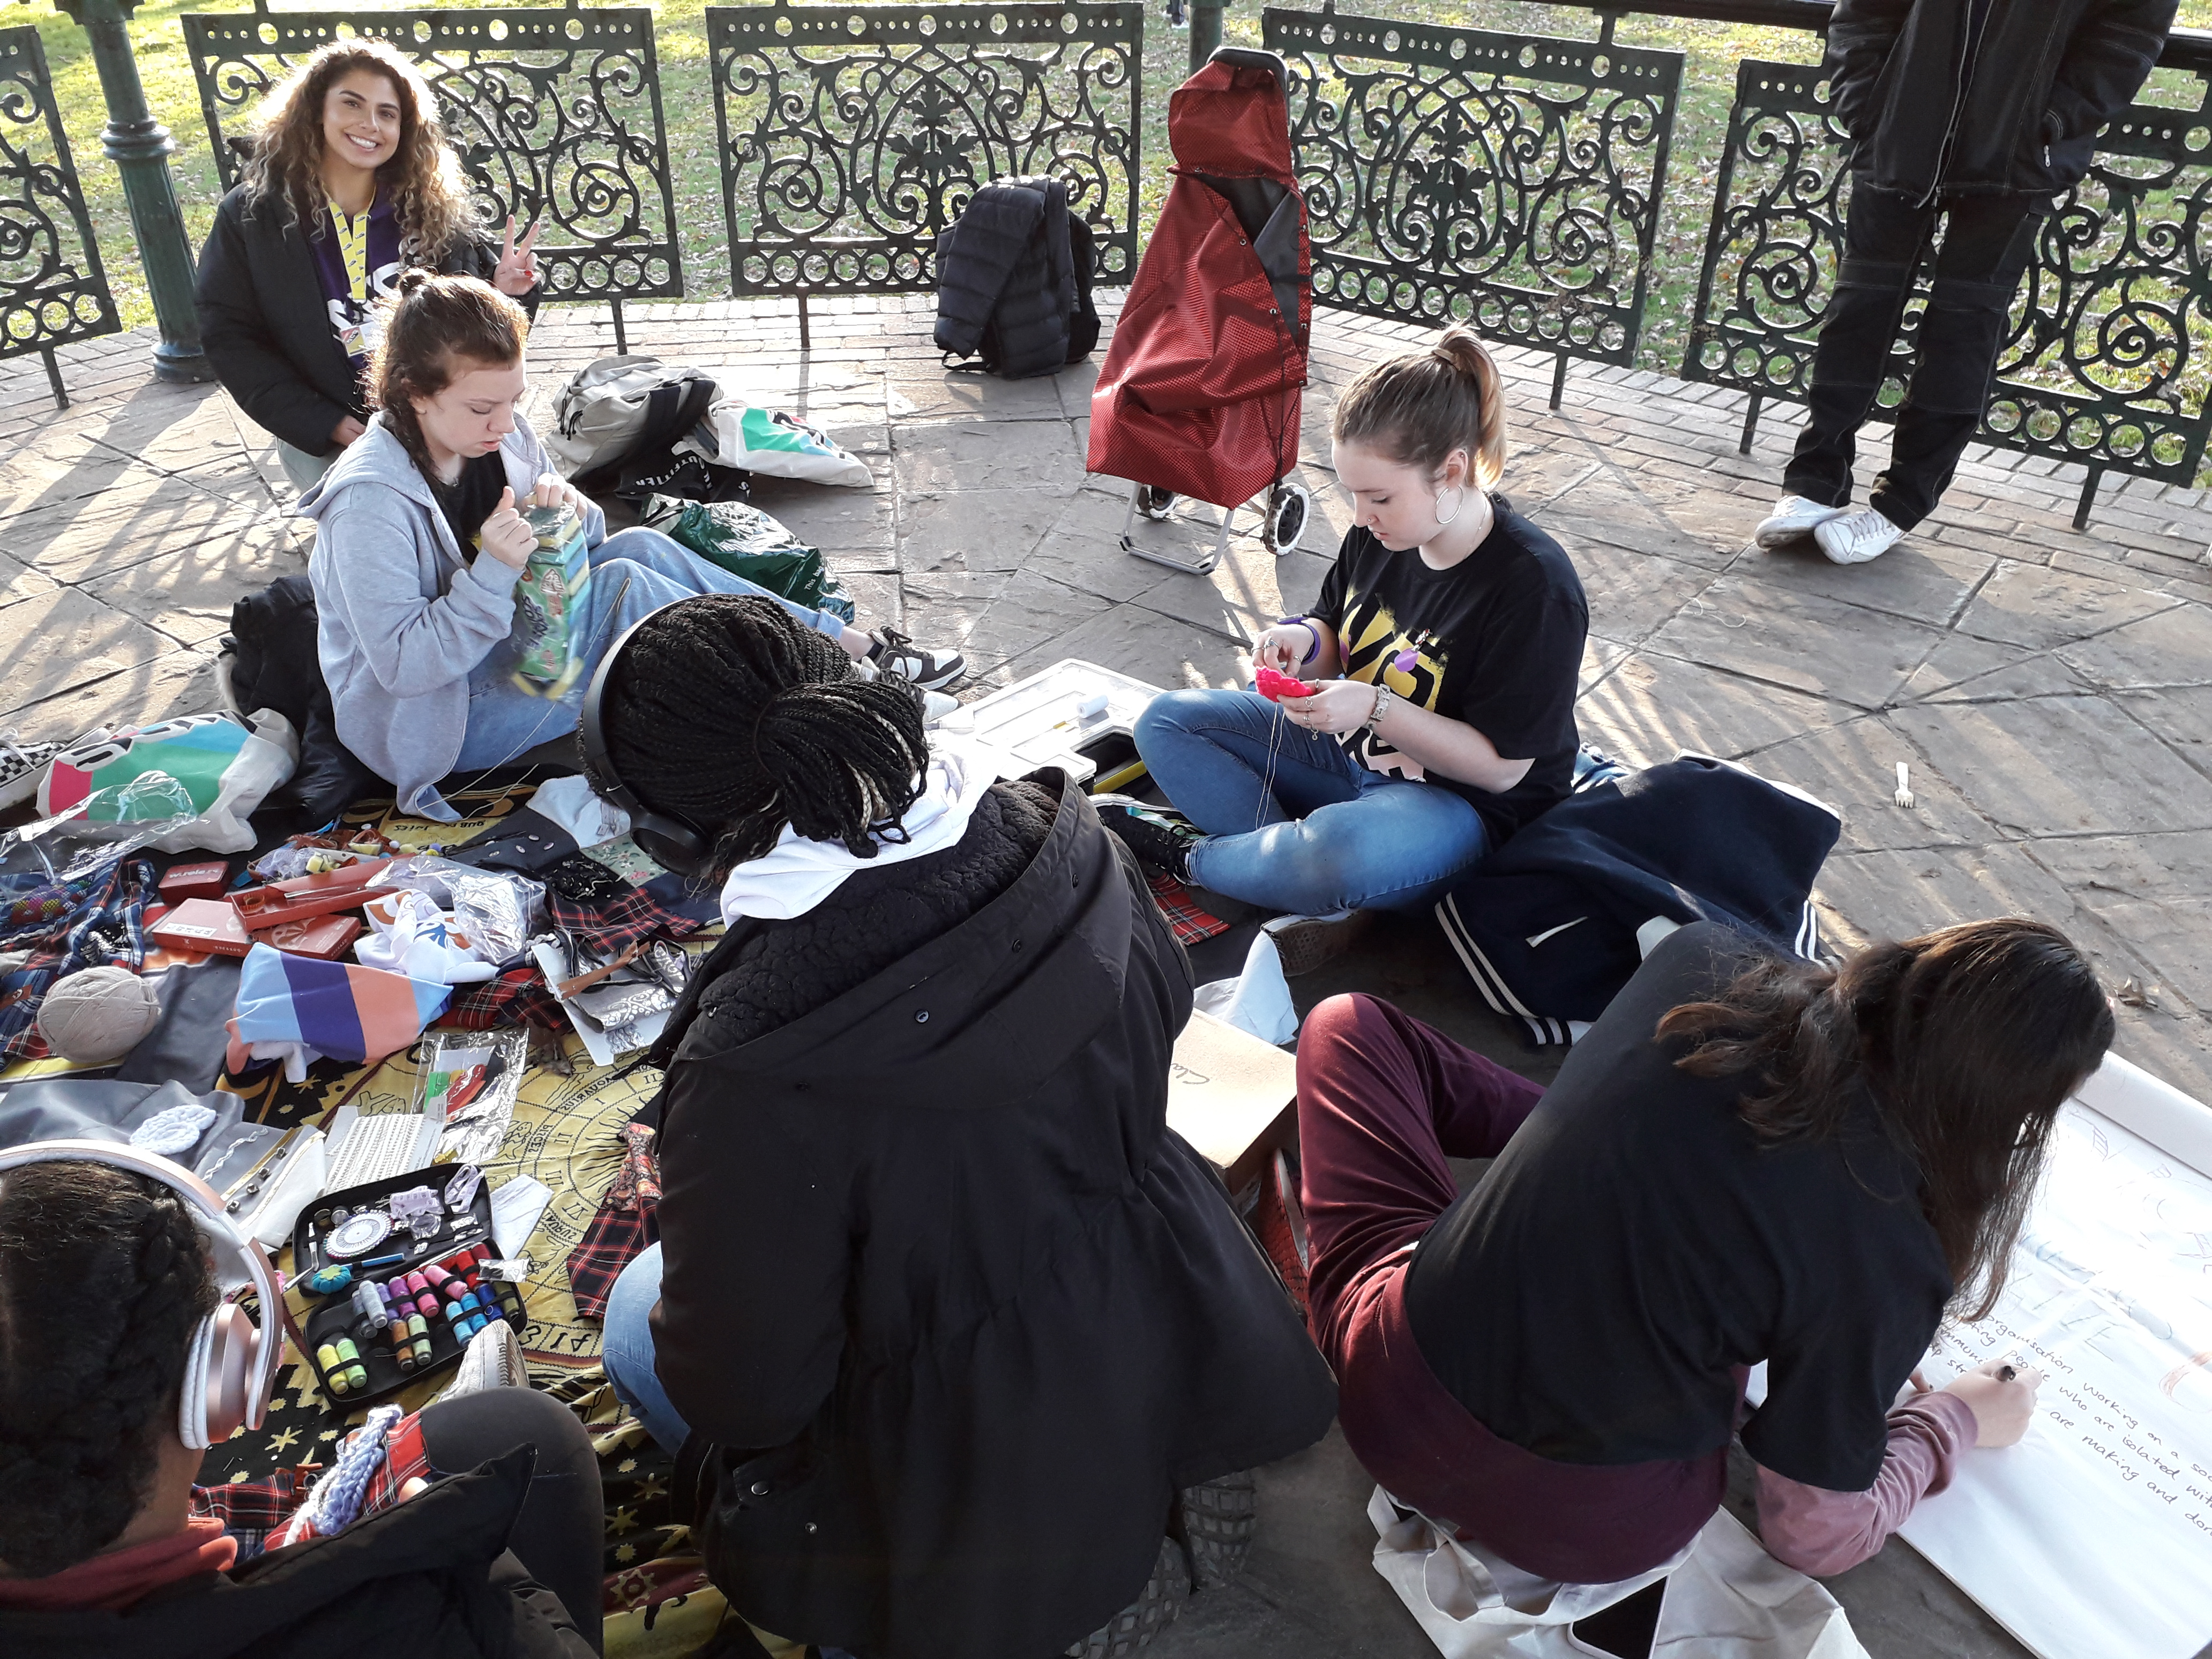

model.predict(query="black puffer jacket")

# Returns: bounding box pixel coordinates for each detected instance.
[0,1452,593,1659]
[1828,0,2176,198]
[647,773,1336,1659]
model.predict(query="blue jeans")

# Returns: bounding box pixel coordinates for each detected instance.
[453,526,852,772]
[1133,688,1491,915]
[601,1242,693,1456]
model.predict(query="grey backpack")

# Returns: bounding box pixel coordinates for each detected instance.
[542,355,719,477]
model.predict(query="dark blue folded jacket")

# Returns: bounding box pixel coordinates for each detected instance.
[1434,754,1842,1044]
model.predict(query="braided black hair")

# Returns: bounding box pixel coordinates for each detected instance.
[0,1161,218,1576]
[598,594,932,874]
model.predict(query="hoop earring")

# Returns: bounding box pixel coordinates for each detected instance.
[1434,486,1464,527]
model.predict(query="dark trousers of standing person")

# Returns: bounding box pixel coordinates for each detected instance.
[1784,183,2046,530]
[419,1387,608,1655]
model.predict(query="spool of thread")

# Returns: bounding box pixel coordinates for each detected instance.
[33,965,163,1064]
[350,1283,387,1332]
[407,1314,432,1366]
[316,1343,349,1395]
[405,1271,428,1297]
[442,1299,466,1324]
[333,1337,368,1394]
[421,1262,453,1290]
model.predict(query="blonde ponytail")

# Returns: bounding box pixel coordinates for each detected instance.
[1332,325,1508,491]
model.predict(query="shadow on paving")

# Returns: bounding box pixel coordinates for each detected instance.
[8,303,2212,1659]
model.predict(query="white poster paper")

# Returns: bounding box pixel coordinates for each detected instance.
[1897,1056,2212,1659]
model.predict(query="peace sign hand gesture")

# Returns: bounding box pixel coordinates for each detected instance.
[492,213,543,297]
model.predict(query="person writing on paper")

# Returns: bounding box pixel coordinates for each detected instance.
[1295,917,2113,1586]
[1101,328,1586,975]
[0,1154,604,1655]
[193,40,548,492]
[585,595,1336,1659]
[301,272,961,823]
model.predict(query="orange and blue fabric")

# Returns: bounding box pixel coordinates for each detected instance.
[227,942,452,1067]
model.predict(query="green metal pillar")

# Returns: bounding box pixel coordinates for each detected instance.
[54,0,212,383]
[1189,0,1223,73]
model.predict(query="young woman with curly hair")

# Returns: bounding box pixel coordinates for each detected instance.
[194,39,544,491]
[0,1155,604,1656]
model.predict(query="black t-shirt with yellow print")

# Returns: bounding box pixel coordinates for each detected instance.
[1312,503,1587,842]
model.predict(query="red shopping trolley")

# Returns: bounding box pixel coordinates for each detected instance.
[1086,47,1312,575]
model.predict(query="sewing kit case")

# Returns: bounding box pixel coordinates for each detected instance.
[289,1163,527,1407]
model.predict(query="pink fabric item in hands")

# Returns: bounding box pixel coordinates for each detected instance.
[1254,667,1316,701]
[1754,1388,1977,1576]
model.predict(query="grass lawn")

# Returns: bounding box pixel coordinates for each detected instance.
[16,0,2212,397]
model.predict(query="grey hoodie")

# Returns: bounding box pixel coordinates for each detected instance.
[296,412,607,821]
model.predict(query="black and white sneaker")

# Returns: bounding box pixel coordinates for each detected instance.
[1264,909,1376,977]
[0,732,60,812]
[1093,795,1204,881]
[867,627,965,692]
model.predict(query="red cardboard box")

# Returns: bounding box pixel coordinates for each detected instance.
[263,914,362,960]
[158,860,231,905]
[149,898,252,958]
[231,856,392,931]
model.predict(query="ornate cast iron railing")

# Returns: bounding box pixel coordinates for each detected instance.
[707,0,1141,344]
[180,1,681,350]
[0,24,122,408]
[1685,53,2212,527]
[1263,2,1683,408]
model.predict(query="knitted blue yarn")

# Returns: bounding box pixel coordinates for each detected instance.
[305,1404,404,1534]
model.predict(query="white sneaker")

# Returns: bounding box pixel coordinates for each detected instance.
[1754,494,1848,549]
[446,1317,528,1398]
[1813,507,1904,566]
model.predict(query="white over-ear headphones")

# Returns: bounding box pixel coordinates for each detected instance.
[0,1137,285,1450]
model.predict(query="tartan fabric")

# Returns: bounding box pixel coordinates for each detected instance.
[436,887,706,1032]
[438,962,566,1031]
[191,1410,432,1562]
[0,854,156,1059]
[566,1193,659,1323]
[1146,871,1230,946]
[544,886,706,956]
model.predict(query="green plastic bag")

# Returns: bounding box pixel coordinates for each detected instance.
[639,494,857,623]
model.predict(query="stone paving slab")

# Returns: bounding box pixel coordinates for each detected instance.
[9,291,2212,1659]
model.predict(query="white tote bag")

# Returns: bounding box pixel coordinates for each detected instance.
[1366,1489,1866,1659]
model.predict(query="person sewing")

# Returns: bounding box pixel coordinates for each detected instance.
[194,40,546,492]
[584,594,1337,1659]
[1102,327,1586,970]
[1294,916,2112,1587]
[0,1148,603,1656]
[301,271,961,823]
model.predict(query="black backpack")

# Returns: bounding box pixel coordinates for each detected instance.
[933,175,1100,378]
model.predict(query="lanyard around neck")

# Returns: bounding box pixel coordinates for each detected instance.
[330,197,372,301]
